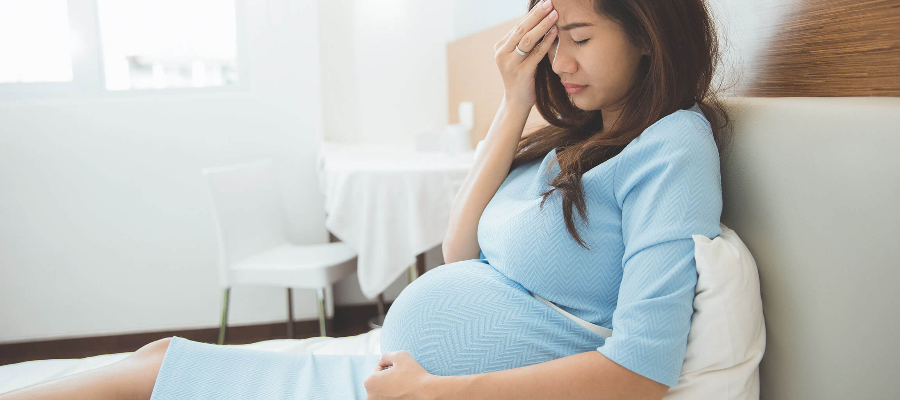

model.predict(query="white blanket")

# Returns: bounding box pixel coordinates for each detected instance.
[0,329,382,394]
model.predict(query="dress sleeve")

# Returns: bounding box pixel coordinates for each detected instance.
[596,111,723,387]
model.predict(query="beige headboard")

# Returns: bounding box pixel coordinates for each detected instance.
[720,96,900,399]
[447,16,548,146]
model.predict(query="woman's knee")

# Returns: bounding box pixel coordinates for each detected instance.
[106,337,172,398]
[131,337,172,364]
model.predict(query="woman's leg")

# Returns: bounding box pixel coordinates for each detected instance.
[0,337,171,400]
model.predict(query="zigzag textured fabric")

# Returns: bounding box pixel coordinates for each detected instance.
[149,103,722,398]
[150,337,380,399]
[383,103,722,387]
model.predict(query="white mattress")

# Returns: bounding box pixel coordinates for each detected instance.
[0,328,382,395]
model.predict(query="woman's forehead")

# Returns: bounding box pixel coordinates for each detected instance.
[550,0,613,31]
[549,0,596,18]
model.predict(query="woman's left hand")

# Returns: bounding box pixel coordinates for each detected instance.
[364,350,437,400]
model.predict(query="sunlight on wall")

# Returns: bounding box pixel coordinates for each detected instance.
[0,0,73,83]
[96,0,238,90]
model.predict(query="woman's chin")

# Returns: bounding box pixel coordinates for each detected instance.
[567,94,591,110]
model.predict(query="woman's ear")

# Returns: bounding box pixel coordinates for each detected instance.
[639,38,650,56]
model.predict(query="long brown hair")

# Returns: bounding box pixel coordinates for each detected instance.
[515,0,732,249]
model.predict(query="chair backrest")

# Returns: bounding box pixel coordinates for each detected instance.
[202,159,291,287]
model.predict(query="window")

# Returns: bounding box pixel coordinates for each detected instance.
[0,0,74,83]
[0,0,241,98]
[96,0,239,91]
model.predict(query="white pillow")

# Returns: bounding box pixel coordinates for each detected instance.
[664,222,766,400]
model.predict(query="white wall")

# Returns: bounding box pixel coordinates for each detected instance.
[319,0,454,145]
[0,0,330,344]
[452,0,527,41]
[0,0,457,344]
[317,0,361,144]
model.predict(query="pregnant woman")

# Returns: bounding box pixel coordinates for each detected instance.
[1,0,729,399]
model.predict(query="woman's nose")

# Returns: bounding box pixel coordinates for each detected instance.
[550,39,575,75]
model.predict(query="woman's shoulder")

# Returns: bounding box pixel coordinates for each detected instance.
[577,104,715,188]
[612,104,721,199]
[626,103,713,152]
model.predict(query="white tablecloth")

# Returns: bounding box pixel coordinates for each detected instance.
[316,143,475,299]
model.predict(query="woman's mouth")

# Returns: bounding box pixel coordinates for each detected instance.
[563,83,588,94]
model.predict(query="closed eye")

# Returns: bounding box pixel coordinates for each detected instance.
[574,39,590,46]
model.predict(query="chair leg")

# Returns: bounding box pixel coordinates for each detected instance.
[325,284,334,319]
[287,288,294,339]
[316,287,327,337]
[218,288,231,345]
[376,293,386,319]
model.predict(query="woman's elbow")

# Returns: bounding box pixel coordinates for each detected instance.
[441,241,477,265]
[442,242,459,264]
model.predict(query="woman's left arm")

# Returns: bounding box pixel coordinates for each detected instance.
[365,349,667,400]
[433,349,667,400]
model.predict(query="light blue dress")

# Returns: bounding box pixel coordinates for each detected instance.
[150,103,722,399]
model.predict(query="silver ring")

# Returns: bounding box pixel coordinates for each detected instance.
[515,45,529,56]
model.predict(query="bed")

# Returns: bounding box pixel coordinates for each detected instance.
[2,97,899,399]
[0,328,383,394]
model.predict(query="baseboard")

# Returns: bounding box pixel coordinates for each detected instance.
[0,301,392,367]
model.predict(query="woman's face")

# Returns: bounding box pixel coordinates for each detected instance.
[547,0,648,113]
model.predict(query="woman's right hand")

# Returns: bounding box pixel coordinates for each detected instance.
[495,0,559,110]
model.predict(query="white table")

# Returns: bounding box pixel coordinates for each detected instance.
[316,143,475,317]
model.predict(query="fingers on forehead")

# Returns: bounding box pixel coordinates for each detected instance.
[514,5,544,39]
[528,1,549,22]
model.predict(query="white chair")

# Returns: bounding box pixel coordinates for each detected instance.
[202,159,357,345]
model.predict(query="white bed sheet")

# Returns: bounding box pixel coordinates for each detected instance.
[0,328,382,395]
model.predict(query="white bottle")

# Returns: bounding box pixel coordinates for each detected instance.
[443,124,472,155]
[458,101,474,130]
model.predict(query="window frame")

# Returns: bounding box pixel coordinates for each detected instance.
[0,0,247,101]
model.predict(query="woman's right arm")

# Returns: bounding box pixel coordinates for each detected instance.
[442,98,532,264]
[442,0,559,264]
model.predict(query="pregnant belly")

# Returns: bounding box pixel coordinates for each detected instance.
[379,259,606,376]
